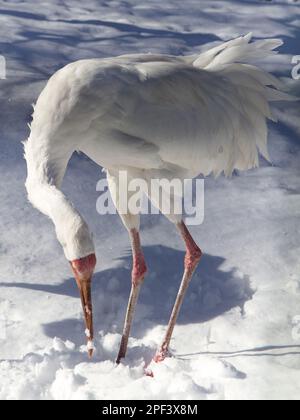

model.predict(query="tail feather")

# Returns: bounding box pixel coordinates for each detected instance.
[192,33,282,70]
[189,33,298,172]
[265,86,297,102]
[220,63,283,90]
[191,33,253,68]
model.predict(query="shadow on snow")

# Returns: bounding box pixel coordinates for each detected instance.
[0,245,254,346]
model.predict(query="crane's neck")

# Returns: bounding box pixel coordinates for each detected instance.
[24,138,95,261]
[27,179,95,261]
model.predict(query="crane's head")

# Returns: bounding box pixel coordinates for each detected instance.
[70,253,97,357]
[24,140,97,357]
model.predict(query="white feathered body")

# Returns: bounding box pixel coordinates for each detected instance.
[24,34,295,260]
[26,34,293,181]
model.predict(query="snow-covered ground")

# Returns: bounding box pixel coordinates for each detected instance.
[0,0,300,400]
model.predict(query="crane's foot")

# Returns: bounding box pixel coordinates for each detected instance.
[153,347,172,363]
[143,348,172,378]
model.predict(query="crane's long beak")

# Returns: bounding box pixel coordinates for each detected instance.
[75,275,94,357]
[71,254,96,358]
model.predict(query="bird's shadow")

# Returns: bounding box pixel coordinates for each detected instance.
[0,246,254,347]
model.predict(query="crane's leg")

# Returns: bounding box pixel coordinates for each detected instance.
[106,169,147,363]
[154,221,202,362]
[116,228,147,364]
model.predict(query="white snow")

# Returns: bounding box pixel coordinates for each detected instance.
[0,0,300,400]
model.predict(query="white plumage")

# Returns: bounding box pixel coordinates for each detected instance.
[24,34,295,362]
[25,33,294,255]
[25,33,293,259]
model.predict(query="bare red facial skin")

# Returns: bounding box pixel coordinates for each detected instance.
[71,254,97,279]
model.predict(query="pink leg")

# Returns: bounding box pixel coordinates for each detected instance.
[131,229,147,286]
[154,221,202,362]
[116,229,147,364]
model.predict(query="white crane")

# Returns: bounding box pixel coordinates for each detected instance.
[24,33,294,364]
